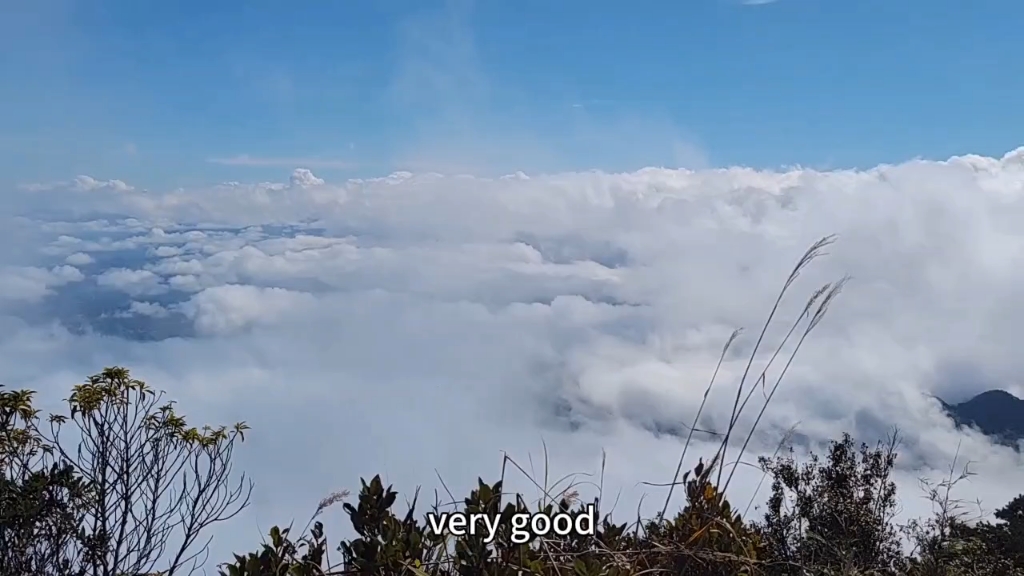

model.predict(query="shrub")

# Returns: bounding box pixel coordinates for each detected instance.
[0,367,251,576]
[755,432,904,575]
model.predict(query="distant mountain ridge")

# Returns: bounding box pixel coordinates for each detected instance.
[939,389,1024,447]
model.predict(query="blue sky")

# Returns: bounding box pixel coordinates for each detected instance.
[2,0,1023,186]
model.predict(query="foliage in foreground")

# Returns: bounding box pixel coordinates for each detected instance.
[1,367,251,576]
[219,433,1024,576]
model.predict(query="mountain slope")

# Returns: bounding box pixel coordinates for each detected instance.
[940,389,1024,447]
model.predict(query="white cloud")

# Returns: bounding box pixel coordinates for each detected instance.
[127,301,170,318]
[95,268,166,296]
[4,150,1024,564]
[0,265,84,302]
[65,252,94,266]
[289,168,324,188]
[181,284,318,335]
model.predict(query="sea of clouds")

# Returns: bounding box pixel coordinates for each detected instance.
[3,150,1024,561]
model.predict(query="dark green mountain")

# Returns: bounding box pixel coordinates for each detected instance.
[940,389,1024,447]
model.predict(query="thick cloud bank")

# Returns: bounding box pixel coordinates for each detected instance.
[4,150,1024,559]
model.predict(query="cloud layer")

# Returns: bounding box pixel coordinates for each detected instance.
[5,148,1024,561]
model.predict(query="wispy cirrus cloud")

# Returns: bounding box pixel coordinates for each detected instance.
[741,0,779,5]
[207,154,356,169]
